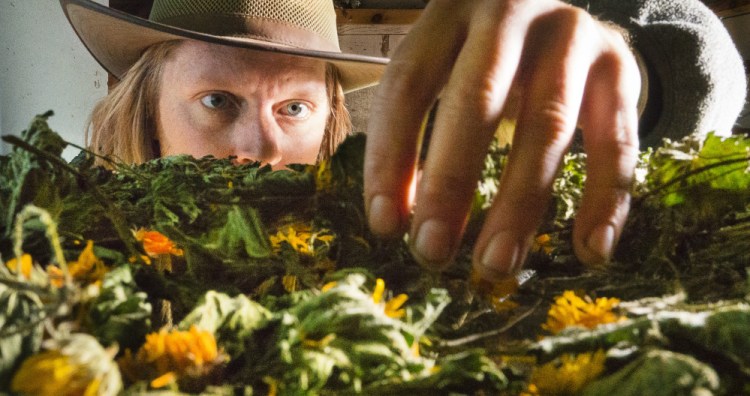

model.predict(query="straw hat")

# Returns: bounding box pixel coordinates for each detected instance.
[60,0,388,93]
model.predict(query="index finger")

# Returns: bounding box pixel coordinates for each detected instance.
[364,0,472,237]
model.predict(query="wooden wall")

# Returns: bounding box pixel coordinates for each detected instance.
[337,9,419,132]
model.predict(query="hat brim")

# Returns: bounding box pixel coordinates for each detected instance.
[60,0,389,93]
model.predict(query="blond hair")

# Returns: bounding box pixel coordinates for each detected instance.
[87,40,351,167]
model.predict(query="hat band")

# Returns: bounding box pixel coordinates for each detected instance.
[155,14,340,53]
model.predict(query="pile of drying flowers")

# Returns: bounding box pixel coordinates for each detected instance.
[1,112,749,395]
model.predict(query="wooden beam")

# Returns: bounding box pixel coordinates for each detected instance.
[336,9,421,35]
[706,0,750,18]
[336,8,421,25]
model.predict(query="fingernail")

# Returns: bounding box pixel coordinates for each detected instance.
[479,232,520,281]
[586,224,615,263]
[369,195,400,235]
[413,219,452,266]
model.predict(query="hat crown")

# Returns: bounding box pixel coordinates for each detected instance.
[149,0,339,50]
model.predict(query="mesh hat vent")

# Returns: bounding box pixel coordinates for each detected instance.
[149,0,338,48]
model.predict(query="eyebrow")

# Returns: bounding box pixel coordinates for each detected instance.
[185,65,327,99]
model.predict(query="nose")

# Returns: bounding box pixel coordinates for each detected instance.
[231,108,282,167]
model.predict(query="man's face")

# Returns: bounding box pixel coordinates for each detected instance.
[156,40,330,168]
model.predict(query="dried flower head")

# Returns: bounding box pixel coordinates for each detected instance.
[269,223,335,255]
[45,240,108,287]
[11,334,122,396]
[118,326,225,390]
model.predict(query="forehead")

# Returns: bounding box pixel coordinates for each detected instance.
[164,40,328,89]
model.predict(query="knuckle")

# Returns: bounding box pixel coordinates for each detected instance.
[597,51,642,103]
[497,184,553,225]
[442,79,502,122]
[588,146,640,191]
[418,171,477,206]
[365,150,416,191]
[528,100,577,148]
[533,6,597,48]
[374,61,434,110]
[376,62,419,99]
[552,6,596,34]
[512,188,552,211]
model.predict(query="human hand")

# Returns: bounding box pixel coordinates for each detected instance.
[364,0,641,281]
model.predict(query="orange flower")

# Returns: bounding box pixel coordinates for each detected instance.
[134,229,184,258]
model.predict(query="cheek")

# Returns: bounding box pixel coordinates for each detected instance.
[157,100,229,158]
[279,112,329,165]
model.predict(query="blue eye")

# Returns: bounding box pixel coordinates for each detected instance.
[201,93,230,109]
[284,102,310,118]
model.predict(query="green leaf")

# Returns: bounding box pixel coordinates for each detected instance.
[647,133,750,207]
[87,265,152,351]
[215,206,272,259]
[179,290,271,357]
[1,112,71,241]
[677,307,750,370]
[581,350,719,396]
[0,286,44,389]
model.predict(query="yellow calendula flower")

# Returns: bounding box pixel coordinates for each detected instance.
[12,351,100,396]
[527,350,607,396]
[320,281,337,292]
[301,333,337,349]
[542,291,622,334]
[47,265,65,288]
[11,334,122,396]
[5,253,33,279]
[118,326,225,389]
[269,223,335,256]
[470,271,520,313]
[70,240,108,284]
[372,278,409,319]
[531,234,554,255]
[46,240,108,287]
[149,372,177,389]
